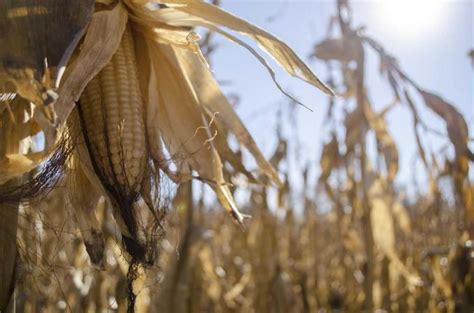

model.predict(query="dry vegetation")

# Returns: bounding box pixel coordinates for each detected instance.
[1,0,473,312]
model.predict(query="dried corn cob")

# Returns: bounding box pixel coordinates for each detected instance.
[77,24,148,260]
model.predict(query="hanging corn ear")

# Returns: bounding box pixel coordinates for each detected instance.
[77,24,149,262]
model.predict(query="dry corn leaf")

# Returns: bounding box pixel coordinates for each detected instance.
[312,35,362,62]
[404,90,430,171]
[378,54,401,100]
[420,89,471,176]
[212,148,250,223]
[127,0,330,193]
[147,0,333,96]
[420,90,470,156]
[387,71,401,101]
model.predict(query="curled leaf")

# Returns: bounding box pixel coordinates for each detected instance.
[420,90,471,177]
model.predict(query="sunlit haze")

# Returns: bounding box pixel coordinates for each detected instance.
[374,0,446,39]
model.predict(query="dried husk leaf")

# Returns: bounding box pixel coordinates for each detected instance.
[67,108,142,260]
[145,40,248,222]
[145,41,214,178]
[35,3,128,149]
[66,154,105,267]
[135,35,189,183]
[174,46,281,185]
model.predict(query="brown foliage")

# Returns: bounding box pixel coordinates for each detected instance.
[0,1,473,312]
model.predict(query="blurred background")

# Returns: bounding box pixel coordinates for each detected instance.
[211,0,473,201]
[7,0,474,312]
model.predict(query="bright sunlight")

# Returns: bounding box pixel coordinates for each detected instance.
[375,0,445,38]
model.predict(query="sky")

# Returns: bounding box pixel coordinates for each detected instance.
[201,0,473,203]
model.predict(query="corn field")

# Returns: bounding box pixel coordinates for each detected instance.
[0,0,473,312]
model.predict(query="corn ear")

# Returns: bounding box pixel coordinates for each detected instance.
[77,24,149,261]
[78,25,147,194]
